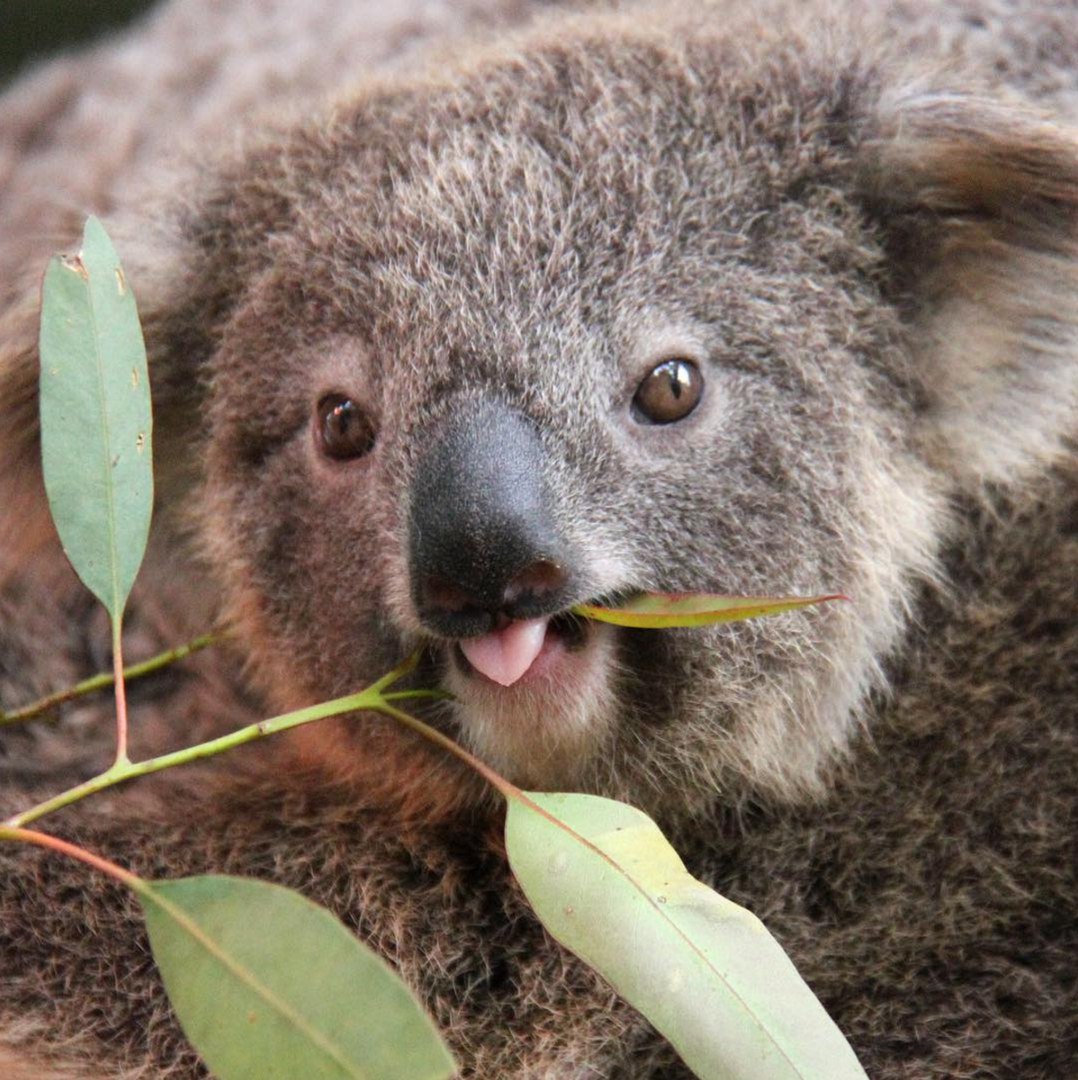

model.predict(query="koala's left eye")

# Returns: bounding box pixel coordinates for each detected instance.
[632,359,704,424]
[315,394,376,460]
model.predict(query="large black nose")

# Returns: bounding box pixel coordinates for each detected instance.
[409,400,576,637]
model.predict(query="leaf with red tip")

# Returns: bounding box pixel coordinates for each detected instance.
[573,593,846,629]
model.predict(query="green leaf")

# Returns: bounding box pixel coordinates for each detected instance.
[505,793,867,1080]
[138,875,456,1080]
[39,216,153,624]
[573,593,845,629]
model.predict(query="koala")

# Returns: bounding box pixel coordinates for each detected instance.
[0,0,1075,1077]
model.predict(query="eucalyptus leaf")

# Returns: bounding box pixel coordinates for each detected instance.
[573,593,844,629]
[139,875,456,1080]
[39,215,153,624]
[505,793,866,1080]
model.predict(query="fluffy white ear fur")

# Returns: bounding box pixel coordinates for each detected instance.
[865,92,1078,488]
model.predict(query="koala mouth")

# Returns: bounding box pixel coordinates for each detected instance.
[453,613,588,687]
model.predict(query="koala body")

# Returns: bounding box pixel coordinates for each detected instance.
[0,1,1076,1077]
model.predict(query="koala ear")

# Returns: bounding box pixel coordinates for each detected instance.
[860,92,1078,486]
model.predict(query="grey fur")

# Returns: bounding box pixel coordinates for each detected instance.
[0,1,1075,1076]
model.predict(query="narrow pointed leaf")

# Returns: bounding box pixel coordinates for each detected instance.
[506,793,866,1080]
[39,216,153,623]
[573,593,845,629]
[139,875,456,1080]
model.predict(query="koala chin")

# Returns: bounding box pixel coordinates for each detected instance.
[0,1,1076,1078]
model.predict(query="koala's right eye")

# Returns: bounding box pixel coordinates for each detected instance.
[315,394,376,460]
[632,358,704,424]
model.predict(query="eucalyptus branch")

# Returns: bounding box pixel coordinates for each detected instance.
[3,651,435,829]
[0,631,221,729]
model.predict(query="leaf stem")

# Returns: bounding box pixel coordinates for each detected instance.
[372,701,521,801]
[380,688,454,704]
[0,825,140,889]
[0,631,219,728]
[112,621,131,767]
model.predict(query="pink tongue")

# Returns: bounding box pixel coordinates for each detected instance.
[459,618,549,686]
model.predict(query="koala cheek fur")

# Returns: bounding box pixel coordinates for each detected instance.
[0,1,1075,1077]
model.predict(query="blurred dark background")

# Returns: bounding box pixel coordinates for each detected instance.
[2,0,160,84]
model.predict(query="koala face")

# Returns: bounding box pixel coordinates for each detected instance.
[170,16,1074,817]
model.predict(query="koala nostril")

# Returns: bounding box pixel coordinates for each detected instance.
[424,576,480,616]
[502,558,567,607]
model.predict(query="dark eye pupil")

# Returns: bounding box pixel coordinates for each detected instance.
[317,394,375,459]
[633,359,704,424]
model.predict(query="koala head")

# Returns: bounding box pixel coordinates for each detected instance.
[121,8,1078,819]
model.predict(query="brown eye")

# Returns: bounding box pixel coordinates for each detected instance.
[316,394,375,460]
[632,358,704,424]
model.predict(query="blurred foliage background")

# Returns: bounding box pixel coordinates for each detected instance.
[2,0,160,84]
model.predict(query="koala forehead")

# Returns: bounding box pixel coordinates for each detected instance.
[250,19,882,381]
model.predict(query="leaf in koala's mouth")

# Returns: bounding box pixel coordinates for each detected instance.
[458,618,549,687]
[572,592,846,628]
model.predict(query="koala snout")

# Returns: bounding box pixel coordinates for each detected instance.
[408,399,578,637]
